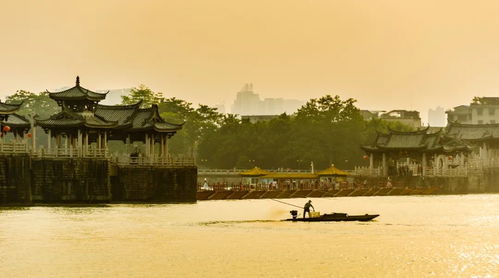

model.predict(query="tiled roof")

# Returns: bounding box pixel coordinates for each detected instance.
[48,77,107,102]
[362,128,469,153]
[128,105,183,133]
[82,114,118,128]
[0,113,30,128]
[446,123,499,141]
[0,102,22,114]
[36,111,85,128]
[36,102,183,134]
[95,101,141,127]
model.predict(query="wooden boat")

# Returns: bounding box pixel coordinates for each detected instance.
[285,210,379,222]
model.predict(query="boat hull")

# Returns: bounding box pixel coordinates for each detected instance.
[285,213,379,222]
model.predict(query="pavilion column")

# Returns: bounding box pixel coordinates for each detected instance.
[98,132,102,150]
[165,136,169,157]
[31,126,36,153]
[382,152,387,176]
[369,153,373,175]
[85,132,89,157]
[48,129,52,154]
[104,131,107,149]
[55,134,61,157]
[126,134,131,154]
[77,130,82,157]
[145,134,149,160]
[64,135,68,155]
[151,134,156,162]
[159,135,163,159]
[422,153,427,176]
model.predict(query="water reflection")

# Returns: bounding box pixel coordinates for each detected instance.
[0,194,497,278]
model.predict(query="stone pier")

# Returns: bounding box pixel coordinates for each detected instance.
[0,154,197,204]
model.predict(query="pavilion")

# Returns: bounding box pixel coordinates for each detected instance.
[361,128,470,176]
[35,77,183,162]
[445,122,499,167]
[0,101,31,137]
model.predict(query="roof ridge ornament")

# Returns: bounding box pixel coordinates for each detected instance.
[76,76,80,86]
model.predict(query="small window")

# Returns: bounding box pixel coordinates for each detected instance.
[491,120,496,124]
[478,120,483,124]
[477,108,483,116]
[490,108,496,115]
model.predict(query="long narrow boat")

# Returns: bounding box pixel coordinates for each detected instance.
[285,211,379,222]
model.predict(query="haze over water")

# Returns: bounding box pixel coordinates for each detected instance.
[0,195,497,277]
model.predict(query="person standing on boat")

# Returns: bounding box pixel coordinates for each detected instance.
[303,200,315,218]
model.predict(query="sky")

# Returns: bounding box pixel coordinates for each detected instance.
[2,0,499,123]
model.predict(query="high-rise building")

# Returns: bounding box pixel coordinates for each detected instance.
[231,84,304,115]
[428,106,446,127]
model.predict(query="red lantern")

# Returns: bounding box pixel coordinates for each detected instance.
[2,126,10,132]
[362,155,369,160]
[26,133,33,138]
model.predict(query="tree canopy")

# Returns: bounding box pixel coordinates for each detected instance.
[121,84,165,107]
[6,90,59,118]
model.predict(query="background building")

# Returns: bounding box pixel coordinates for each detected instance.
[231,84,304,116]
[428,106,446,127]
[446,97,499,124]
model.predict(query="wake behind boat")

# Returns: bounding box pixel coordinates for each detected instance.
[285,210,379,222]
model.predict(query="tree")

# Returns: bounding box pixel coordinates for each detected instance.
[158,98,223,157]
[121,84,165,107]
[6,90,59,118]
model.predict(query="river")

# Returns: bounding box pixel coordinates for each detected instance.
[0,194,498,277]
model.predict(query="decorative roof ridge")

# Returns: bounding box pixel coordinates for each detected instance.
[89,113,119,125]
[34,111,84,126]
[50,110,84,121]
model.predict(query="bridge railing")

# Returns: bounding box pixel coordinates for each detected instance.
[0,142,29,154]
[113,154,195,167]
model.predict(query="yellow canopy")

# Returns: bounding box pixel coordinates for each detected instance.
[315,165,350,176]
[261,173,319,179]
[239,167,271,177]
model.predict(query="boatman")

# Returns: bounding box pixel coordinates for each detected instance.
[303,200,314,218]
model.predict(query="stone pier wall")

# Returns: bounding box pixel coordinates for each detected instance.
[111,166,197,202]
[0,154,197,204]
[353,170,499,194]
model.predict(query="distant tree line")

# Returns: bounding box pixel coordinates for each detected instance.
[5,85,412,169]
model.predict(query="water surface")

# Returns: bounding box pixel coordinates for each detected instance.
[0,195,498,277]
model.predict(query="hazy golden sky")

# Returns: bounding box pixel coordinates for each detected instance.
[2,0,499,121]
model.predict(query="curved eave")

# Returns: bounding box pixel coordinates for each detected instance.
[83,123,119,129]
[0,103,23,114]
[361,146,378,152]
[50,95,105,102]
[35,122,84,128]
[0,122,30,128]
[48,86,107,101]
[152,127,181,133]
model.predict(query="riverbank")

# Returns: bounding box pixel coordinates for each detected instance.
[197,186,443,200]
